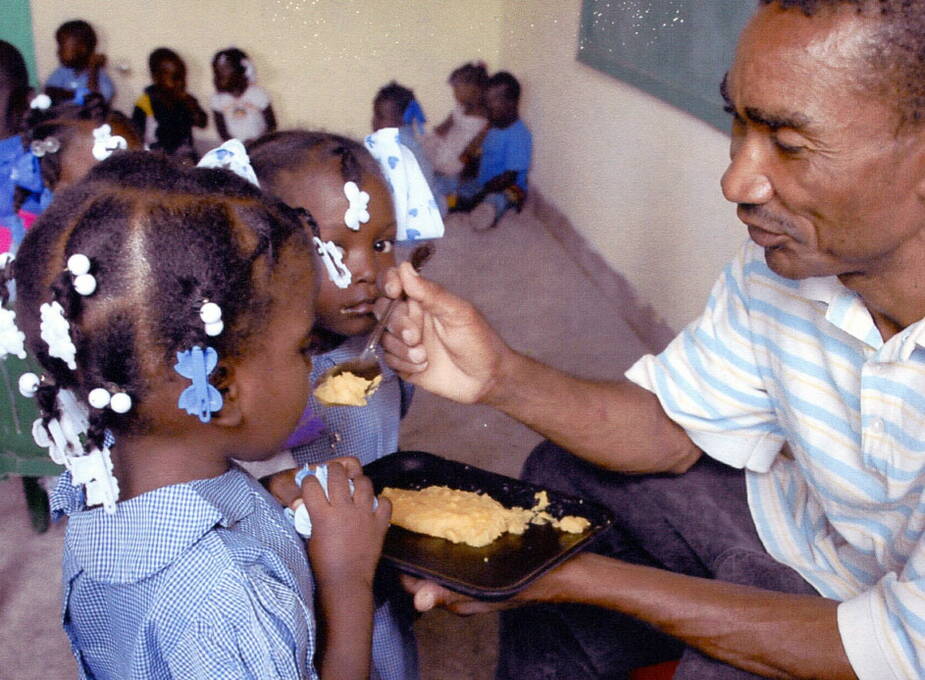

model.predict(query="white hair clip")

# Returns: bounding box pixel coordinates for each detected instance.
[313,237,352,289]
[70,446,120,514]
[200,300,223,337]
[343,181,370,231]
[30,137,60,158]
[0,307,27,360]
[40,301,77,370]
[88,387,132,414]
[67,253,97,296]
[91,124,128,161]
[30,389,89,466]
[30,93,51,110]
[197,139,260,187]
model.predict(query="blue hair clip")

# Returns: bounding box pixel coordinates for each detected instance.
[402,98,427,132]
[174,346,223,423]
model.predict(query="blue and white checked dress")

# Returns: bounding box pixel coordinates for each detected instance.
[293,334,419,680]
[627,240,925,680]
[51,465,318,679]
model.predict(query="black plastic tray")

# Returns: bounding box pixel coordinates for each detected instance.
[364,451,613,600]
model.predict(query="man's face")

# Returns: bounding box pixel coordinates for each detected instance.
[721,4,925,283]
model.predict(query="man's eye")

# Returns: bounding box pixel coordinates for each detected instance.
[374,240,394,254]
[772,135,804,154]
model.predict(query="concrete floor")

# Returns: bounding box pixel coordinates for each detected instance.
[0,195,669,678]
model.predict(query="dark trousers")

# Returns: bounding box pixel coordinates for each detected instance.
[496,441,820,680]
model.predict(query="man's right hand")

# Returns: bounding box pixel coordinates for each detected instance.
[380,262,511,405]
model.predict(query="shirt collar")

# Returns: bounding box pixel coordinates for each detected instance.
[62,466,259,583]
[797,274,884,349]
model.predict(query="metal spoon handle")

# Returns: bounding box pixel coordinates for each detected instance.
[360,243,434,361]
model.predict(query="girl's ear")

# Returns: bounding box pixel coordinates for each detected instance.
[210,363,243,428]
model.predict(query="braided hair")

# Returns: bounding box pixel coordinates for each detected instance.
[13,151,311,452]
[449,61,489,89]
[14,96,139,211]
[247,129,385,225]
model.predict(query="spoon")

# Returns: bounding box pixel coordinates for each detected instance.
[319,242,434,385]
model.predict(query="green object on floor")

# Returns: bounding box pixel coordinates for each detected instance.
[0,354,59,533]
[0,354,58,478]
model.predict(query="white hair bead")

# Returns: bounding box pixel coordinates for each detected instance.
[109,392,132,414]
[205,320,224,337]
[200,302,222,324]
[73,273,97,296]
[88,387,111,409]
[18,372,39,398]
[67,254,91,276]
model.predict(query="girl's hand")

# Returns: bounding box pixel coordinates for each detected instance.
[380,262,511,405]
[302,462,391,589]
[262,457,363,508]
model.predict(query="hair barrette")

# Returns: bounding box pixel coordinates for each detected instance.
[30,93,51,110]
[30,137,60,158]
[88,387,132,414]
[91,124,128,161]
[67,253,97,296]
[40,301,77,370]
[199,301,223,337]
[343,181,370,231]
[174,346,223,423]
[197,139,260,187]
[313,237,352,289]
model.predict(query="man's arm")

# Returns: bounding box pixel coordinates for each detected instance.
[382,263,700,474]
[406,553,857,680]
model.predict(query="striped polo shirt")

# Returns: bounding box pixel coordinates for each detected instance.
[626,240,925,680]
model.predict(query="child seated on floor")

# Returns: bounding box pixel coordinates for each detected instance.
[422,61,489,177]
[210,47,276,143]
[12,149,389,679]
[250,129,444,680]
[43,20,114,105]
[448,71,532,232]
[132,48,207,163]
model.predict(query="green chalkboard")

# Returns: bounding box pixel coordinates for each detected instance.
[577,0,755,133]
[0,0,38,87]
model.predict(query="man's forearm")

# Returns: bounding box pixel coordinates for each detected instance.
[538,553,856,680]
[485,350,699,474]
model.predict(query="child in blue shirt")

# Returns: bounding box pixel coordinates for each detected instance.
[450,71,532,231]
[44,20,115,105]
[12,149,390,679]
[250,130,422,680]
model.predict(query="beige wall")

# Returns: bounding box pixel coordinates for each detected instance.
[499,0,744,330]
[31,0,745,331]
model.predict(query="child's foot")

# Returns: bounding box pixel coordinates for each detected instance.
[470,202,499,232]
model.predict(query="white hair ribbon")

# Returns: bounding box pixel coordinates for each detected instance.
[343,181,370,231]
[364,128,444,241]
[197,139,260,187]
[30,93,51,110]
[91,124,128,161]
[314,237,352,289]
[241,58,256,83]
[0,307,26,360]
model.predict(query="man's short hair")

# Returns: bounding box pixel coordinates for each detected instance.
[487,71,521,102]
[759,0,925,126]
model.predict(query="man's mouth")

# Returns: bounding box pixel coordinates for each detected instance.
[746,224,789,249]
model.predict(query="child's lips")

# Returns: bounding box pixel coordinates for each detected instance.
[340,300,376,316]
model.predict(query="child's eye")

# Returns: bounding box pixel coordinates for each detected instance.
[374,239,394,254]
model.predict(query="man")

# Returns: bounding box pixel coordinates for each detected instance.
[381,1,925,678]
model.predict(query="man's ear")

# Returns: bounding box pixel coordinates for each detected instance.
[210,363,243,428]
